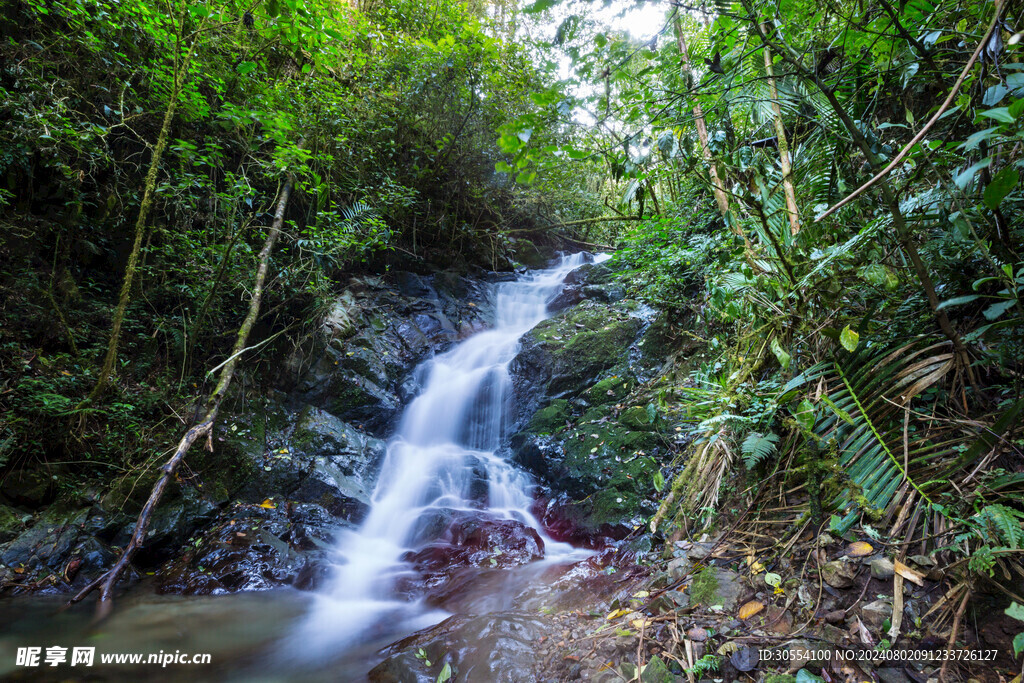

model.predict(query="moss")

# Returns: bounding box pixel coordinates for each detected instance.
[619,405,656,430]
[689,567,720,607]
[525,399,570,435]
[765,675,797,683]
[581,374,631,403]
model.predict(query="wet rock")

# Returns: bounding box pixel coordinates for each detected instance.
[511,300,644,404]
[292,269,494,437]
[0,470,54,507]
[822,559,858,588]
[667,556,691,579]
[876,668,912,683]
[155,502,337,594]
[227,405,385,525]
[648,589,689,615]
[861,599,893,630]
[371,612,548,683]
[870,557,896,580]
[582,283,626,303]
[548,284,585,312]
[685,541,716,560]
[690,567,749,611]
[403,511,544,581]
[1,507,88,572]
[0,504,24,543]
[639,655,674,682]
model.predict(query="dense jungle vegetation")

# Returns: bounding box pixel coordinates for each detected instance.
[1,0,1023,663]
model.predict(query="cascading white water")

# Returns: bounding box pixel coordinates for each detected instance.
[294,253,603,656]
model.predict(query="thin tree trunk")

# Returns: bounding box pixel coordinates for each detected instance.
[80,40,200,408]
[761,30,801,236]
[674,16,731,217]
[68,154,301,619]
[750,15,974,376]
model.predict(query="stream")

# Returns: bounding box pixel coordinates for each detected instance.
[1,254,608,681]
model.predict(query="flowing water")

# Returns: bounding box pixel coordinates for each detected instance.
[293,253,602,659]
[0,254,607,681]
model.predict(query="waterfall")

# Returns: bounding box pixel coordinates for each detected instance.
[293,253,600,656]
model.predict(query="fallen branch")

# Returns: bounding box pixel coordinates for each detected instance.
[815,0,1004,222]
[540,215,643,229]
[67,150,302,619]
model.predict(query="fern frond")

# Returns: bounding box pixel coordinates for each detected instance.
[742,431,779,468]
[974,504,1024,548]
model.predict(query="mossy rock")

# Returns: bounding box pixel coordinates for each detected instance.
[580,374,632,404]
[689,566,748,611]
[0,504,24,543]
[525,399,570,435]
[619,405,657,431]
[518,301,643,400]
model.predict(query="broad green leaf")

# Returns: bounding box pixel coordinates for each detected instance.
[770,337,791,370]
[498,134,522,153]
[983,84,1008,106]
[495,161,513,173]
[953,158,991,190]
[653,471,665,492]
[516,170,537,185]
[979,107,1016,124]
[794,399,816,431]
[983,167,1019,209]
[764,572,781,587]
[936,294,980,311]
[436,662,451,683]
[983,299,1017,321]
[1014,632,1024,658]
[839,325,859,352]
[1010,98,1024,119]
[236,61,257,75]
[1006,602,1024,622]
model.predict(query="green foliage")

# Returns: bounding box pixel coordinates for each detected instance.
[741,431,779,468]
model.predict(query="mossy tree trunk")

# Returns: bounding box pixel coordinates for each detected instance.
[69,149,302,619]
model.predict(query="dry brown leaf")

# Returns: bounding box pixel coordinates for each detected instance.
[846,541,874,557]
[894,559,925,586]
[738,600,765,620]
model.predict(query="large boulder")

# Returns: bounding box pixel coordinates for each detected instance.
[289,270,497,436]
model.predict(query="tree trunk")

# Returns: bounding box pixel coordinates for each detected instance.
[761,30,801,236]
[750,15,973,375]
[81,39,200,408]
[68,152,301,619]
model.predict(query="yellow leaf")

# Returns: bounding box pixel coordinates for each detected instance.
[847,541,874,557]
[632,590,650,599]
[894,559,926,586]
[717,641,741,655]
[738,600,765,620]
[631,619,648,630]
[749,561,765,573]
[259,499,277,509]
[605,608,629,620]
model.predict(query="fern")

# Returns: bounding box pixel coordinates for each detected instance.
[742,431,779,468]
[973,504,1024,548]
